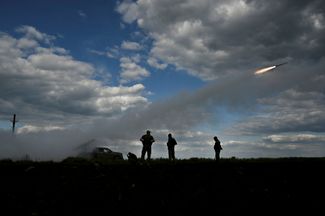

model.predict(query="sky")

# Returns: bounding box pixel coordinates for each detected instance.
[0,0,325,160]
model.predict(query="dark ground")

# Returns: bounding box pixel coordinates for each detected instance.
[1,157,324,215]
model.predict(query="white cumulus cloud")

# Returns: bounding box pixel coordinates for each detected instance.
[119,56,150,83]
[121,40,142,50]
[0,26,149,127]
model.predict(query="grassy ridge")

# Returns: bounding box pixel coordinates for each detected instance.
[1,157,324,215]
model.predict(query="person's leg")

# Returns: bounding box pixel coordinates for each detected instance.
[171,148,175,160]
[141,147,146,160]
[168,147,172,160]
[147,147,151,160]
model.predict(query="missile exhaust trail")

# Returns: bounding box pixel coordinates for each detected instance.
[255,62,288,75]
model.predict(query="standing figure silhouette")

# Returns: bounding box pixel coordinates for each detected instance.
[214,136,223,161]
[167,133,177,160]
[140,130,155,160]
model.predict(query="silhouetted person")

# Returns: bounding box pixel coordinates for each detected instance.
[127,152,138,164]
[140,130,155,160]
[214,136,222,160]
[167,133,177,160]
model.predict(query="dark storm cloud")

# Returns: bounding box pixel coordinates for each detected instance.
[223,138,325,158]
[263,133,325,144]
[231,99,325,135]
[229,61,325,135]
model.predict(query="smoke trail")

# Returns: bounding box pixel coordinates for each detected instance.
[255,62,288,74]
[255,66,276,74]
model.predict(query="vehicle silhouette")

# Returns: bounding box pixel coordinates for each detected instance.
[76,139,124,161]
[91,146,124,160]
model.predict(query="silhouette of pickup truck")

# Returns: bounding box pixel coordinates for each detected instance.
[91,146,124,160]
[76,139,124,161]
